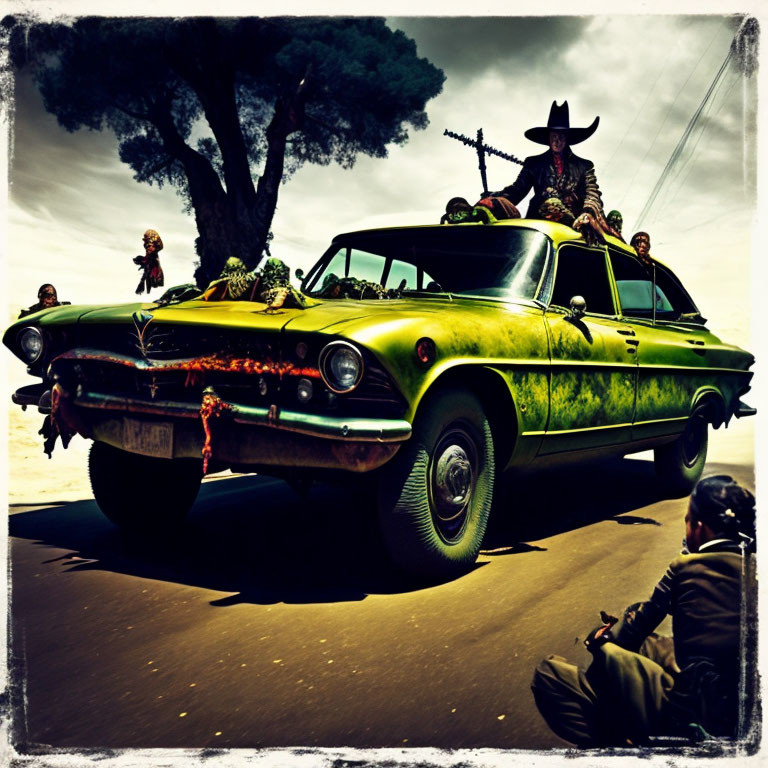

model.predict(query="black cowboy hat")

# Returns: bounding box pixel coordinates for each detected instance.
[524,101,599,146]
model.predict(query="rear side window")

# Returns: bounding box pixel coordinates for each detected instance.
[610,249,668,317]
[654,265,699,316]
[550,245,614,316]
[610,248,698,320]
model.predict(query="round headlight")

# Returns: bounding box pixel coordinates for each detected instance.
[19,327,44,363]
[319,341,363,394]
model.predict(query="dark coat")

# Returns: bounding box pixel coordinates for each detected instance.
[495,148,602,220]
[612,542,744,668]
[610,539,751,735]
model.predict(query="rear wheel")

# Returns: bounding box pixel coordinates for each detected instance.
[89,441,202,533]
[654,404,709,496]
[377,388,495,579]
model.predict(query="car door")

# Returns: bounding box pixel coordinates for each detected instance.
[539,243,638,455]
[608,248,715,440]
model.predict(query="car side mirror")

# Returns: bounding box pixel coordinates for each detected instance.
[295,268,305,282]
[569,295,586,319]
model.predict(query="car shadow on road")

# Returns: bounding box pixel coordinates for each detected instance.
[10,474,488,604]
[10,456,677,604]
[483,456,667,551]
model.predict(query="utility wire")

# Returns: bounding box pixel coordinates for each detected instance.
[633,46,733,231]
[660,67,737,213]
[617,30,720,210]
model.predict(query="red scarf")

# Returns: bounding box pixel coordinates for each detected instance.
[553,152,564,177]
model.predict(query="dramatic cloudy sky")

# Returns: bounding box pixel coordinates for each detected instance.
[2,10,760,359]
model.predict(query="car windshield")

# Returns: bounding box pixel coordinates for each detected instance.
[303,226,551,301]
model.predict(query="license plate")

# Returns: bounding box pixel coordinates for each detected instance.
[123,418,173,459]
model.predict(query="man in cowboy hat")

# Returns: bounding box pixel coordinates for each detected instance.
[493,101,617,240]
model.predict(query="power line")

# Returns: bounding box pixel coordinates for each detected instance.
[633,45,733,231]
[659,67,737,213]
[617,30,720,210]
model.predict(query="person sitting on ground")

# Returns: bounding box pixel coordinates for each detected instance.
[19,284,69,318]
[531,475,756,747]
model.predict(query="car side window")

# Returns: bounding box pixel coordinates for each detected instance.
[550,245,614,315]
[386,260,419,290]
[610,249,669,318]
[348,249,386,284]
[609,249,693,320]
[653,264,699,317]
[320,249,348,282]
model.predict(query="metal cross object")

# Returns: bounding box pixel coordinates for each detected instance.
[444,128,524,197]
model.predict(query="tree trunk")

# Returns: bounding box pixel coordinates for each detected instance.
[190,71,263,269]
[167,28,264,270]
[250,75,311,270]
[149,101,237,286]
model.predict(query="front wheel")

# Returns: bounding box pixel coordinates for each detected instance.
[654,404,709,496]
[89,441,202,533]
[377,388,495,579]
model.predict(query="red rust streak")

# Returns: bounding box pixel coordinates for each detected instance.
[55,351,322,380]
[200,392,233,475]
[51,383,89,439]
[169,355,322,380]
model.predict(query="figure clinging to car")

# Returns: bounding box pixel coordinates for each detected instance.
[134,229,165,295]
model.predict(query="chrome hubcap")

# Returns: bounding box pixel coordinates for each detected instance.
[435,445,471,512]
[431,427,477,542]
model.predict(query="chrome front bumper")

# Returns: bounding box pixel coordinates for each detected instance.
[72,390,412,443]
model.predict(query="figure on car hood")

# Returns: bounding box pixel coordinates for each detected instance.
[202,256,313,310]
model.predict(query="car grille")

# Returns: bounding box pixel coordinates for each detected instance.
[74,324,279,362]
[52,324,406,417]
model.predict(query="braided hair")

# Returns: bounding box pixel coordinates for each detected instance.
[690,475,756,548]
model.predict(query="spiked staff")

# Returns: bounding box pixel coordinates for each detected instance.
[444,128,524,197]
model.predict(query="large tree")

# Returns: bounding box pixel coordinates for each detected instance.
[5,16,444,285]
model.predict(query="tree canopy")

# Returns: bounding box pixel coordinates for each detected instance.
[5,16,445,285]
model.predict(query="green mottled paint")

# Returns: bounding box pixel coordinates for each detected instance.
[548,370,635,430]
[630,319,752,424]
[334,298,551,424]
[635,374,690,421]
[3,218,755,469]
[508,369,550,430]
[545,311,637,431]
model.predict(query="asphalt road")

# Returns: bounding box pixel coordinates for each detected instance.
[8,456,754,753]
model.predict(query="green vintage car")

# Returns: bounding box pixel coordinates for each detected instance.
[4,220,755,577]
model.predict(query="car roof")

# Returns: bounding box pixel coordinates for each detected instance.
[333,219,669,269]
[335,219,633,252]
